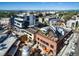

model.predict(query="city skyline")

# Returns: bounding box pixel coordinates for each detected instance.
[0,2,79,10]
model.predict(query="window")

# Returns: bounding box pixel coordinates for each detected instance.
[40,39,49,45]
[17,23,20,25]
[42,18,44,22]
[29,37,32,40]
[29,39,32,42]
[29,34,32,36]
[50,45,54,49]
[26,32,32,36]
[38,38,39,40]
[44,41,49,45]
[27,16,29,21]
[36,19,38,22]
[37,42,39,44]
[72,23,75,27]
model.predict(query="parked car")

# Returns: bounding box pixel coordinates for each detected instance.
[0,44,6,47]
[0,46,7,50]
[69,52,74,56]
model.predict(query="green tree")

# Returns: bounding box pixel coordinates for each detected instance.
[63,15,72,22]
[59,13,63,18]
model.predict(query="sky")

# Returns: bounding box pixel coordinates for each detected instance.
[0,2,79,10]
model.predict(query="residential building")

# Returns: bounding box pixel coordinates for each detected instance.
[11,13,27,31]
[0,18,10,26]
[72,14,79,20]
[38,17,44,23]
[10,13,37,32]
[35,29,58,56]
[35,26,72,56]
[25,27,38,43]
[43,15,62,26]
[26,14,37,27]
[10,16,14,28]
[66,19,79,29]
[49,18,60,26]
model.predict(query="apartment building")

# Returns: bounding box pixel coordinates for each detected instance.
[66,19,79,29]
[25,27,38,43]
[49,18,61,26]
[10,13,38,31]
[35,26,72,56]
[35,30,58,55]
[0,18,10,25]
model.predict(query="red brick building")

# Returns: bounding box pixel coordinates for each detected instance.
[35,28,73,56]
[35,29,58,56]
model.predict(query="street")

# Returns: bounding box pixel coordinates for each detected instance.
[57,33,79,56]
[74,33,79,56]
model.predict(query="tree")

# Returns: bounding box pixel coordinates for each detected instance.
[57,11,78,21]
[38,13,43,17]
[59,13,63,18]
[63,15,72,22]
[0,11,18,18]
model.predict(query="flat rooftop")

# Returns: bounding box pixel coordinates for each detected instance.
[0,35,17,56]
[26,27,38,34]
